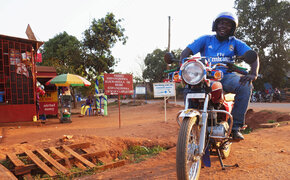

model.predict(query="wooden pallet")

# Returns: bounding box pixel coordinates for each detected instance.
[5,142,126,179]
[0,163,17,180]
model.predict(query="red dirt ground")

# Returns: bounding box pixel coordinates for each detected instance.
[0,101,289,179]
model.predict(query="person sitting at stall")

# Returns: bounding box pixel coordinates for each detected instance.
[80,95,93,117]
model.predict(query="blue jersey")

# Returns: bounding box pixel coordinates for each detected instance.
[187,35,251,74]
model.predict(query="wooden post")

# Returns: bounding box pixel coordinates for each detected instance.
[118,94,121,128]
[167,16,171,71]
[164,96,169,122]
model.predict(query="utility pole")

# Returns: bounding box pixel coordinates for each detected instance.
[167,16,172,104]
[168,16,171,52]
[167,16,171,71]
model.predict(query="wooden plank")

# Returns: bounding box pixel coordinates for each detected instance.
[74,161,87,170]
[14,165,35,176]
[10,149,103,176]
[96,160,126,171]
[62,145,96,168]
[98,156,112,164]
[49,147,67,159]
[49,147,72,168]
[6,153,25,167]
[68,142,90,149]
[82,151,106,159]
[36,149,70,175]
[0,163,18,180]
[24,150,57,177]
[22,174,33,180]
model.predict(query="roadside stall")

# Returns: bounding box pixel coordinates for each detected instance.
[46,73,91,123]
[0,34,43,123]
[36,66,58,118]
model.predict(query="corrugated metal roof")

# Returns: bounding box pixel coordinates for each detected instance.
[36,66,57,78]
[0,34,44,48]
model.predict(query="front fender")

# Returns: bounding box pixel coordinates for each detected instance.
[179,109,201,119]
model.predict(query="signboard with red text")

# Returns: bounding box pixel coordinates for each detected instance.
[39,91,58,115]
[104,73,133,95]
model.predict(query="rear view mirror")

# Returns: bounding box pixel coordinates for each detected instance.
[164,52,175,64]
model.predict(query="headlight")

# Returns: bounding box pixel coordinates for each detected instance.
[181,60,205,85]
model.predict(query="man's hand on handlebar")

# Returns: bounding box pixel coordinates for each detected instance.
[239,74,257,86]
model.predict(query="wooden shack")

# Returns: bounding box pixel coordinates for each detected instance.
[0,34,43,123]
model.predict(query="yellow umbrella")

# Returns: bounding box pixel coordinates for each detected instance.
[46,73,91,87]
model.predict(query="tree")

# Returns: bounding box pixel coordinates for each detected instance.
[234,0,290,89]
[142,48,181,83]
[82,12,127,80]
[41,32,83,75]
[143,49,168,83]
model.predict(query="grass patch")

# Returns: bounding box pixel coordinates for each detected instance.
[267,120,276,123]
[242,127,253,134]
[119,145,165,163]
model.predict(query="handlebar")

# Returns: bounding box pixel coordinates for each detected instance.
[164,52,249,75]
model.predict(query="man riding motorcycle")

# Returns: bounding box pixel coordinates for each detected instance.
[180,12,260,140]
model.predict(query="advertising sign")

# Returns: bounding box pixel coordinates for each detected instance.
[39,91,58,115]
[39,102,58,115]
[135,86,146,95]
[104,73,133,95]
[153,82,176,98]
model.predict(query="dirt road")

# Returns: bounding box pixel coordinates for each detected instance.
[0,101,289,179]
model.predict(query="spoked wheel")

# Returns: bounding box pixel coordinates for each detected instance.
[176,117,201,180]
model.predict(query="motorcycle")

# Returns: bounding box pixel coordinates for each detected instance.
[264,91,273,103]
[250,91,257,102]
[164,53,248,180]
[273,89,282,102]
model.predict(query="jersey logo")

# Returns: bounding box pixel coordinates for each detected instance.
[208,57,232,63]
[229,45,234,51]
[208,45,213,49]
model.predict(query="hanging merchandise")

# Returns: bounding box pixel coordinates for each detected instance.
[16,63,29,77]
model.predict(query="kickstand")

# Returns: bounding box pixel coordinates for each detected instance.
[216,148,239,170]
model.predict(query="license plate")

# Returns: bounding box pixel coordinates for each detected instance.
[186,93,205,99]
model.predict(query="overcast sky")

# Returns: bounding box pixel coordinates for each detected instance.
[1,0,237,77]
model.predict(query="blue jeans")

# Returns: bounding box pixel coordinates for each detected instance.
[221,73,253,130]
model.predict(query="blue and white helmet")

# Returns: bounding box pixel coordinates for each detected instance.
[212,12,238,36]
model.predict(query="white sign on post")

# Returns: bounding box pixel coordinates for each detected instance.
[153,82,176,98]
[153,82,176,122]
[135,86,146,95]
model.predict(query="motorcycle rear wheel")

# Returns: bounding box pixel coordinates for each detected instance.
[176,117,201,180]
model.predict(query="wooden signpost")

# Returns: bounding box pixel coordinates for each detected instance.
[104,73,133,128]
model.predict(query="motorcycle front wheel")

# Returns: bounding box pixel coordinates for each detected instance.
[176,117,201,180]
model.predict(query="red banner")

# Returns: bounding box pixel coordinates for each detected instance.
[39,102,58,115]
[36,53,42,62]
[104,73,133,95]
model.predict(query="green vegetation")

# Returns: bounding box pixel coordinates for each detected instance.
[40,12,127,96]
[268,120,276,123]
[119,145,165,163]
[143,49,181,84]
[234,0,290,90]
[242,127,253,134]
